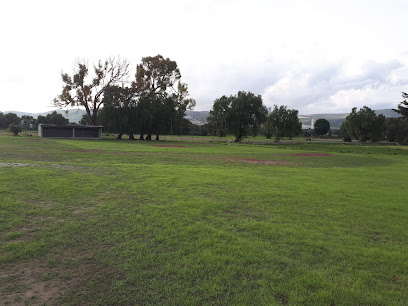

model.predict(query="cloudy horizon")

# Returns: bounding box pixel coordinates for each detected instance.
[1,0,408,115]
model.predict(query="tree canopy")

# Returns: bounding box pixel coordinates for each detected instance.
[385,117,408,143]
[207,91,267,142]
[0,112,21,129]
[341,106,385,142]
[37,111,69,125]
[54,57,130,125]
[97,55,195,140]
[314,118,330,135]
[264,105,302,140]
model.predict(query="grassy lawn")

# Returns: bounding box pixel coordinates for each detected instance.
[1,135,407,304]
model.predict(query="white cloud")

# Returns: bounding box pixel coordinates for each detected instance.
[262,59,408,114]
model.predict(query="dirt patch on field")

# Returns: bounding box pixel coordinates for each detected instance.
[184,142,215,146]
[0,253,104,305]
[63,149,106,153]
[288,152,334,157]
[52,164,79,171]
[0,163,36,167]
[228,158,296,165]
[150,144,186,148]
[62,149,139,155]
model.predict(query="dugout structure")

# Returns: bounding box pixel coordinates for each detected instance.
[38,124,103,139]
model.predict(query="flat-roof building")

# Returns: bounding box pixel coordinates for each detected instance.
[38,124,103,139]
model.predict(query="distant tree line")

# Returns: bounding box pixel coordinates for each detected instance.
[338,94,408,143]
[0,111,69,135]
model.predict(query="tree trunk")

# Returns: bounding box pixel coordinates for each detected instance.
[139,134,144,140]
[129,133,134,140]
[146,134,152,140]
[155,135,160,141]
[91,109,97,126]
[117,133,123,139]
[234,136,242,143]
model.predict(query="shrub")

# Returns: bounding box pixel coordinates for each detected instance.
[343,135,352,142]
[9,124,23,136]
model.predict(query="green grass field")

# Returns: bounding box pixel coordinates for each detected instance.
[1,135,407,305]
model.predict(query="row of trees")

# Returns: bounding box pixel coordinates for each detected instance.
[206,91,302,142]
[54,55,195,140]
[0,111,69,135]
[52,53,408,143]
[205,91,408,143]
[339,94,408,143]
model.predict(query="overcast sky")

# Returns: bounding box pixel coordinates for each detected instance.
[1,0,408,114]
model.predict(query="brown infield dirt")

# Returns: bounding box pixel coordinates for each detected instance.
[288,152,334,157]
[228,158,296,165]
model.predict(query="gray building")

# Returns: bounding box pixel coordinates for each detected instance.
[38,124,103,139]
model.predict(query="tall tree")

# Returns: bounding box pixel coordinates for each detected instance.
[133,55,195,140]
[314,118,330,135]
[54,57,130,125]
[264,105,302,140]
[208,91,267,142]
[393,92,408,118]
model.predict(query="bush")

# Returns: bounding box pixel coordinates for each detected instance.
[343,135,352,142]
[9,124,22,136]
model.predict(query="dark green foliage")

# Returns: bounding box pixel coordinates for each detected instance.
[343,135,352,142]
[207,91,267,142]
[98,86,138,138]
[79,114,91,125]
[264,105,302,140]
[37,111,69,125]
[21,115,37,130]
[342,106,385,142]
[385,117,408,142]
[0,112,21,129]
[393,92,408,118]
[9,124,22,135]
[314,118,330,135]
[134,55,180,99]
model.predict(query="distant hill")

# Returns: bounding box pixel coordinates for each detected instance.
[3,108,401,127]
[300,109,401,129]
[185,110,209,125]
